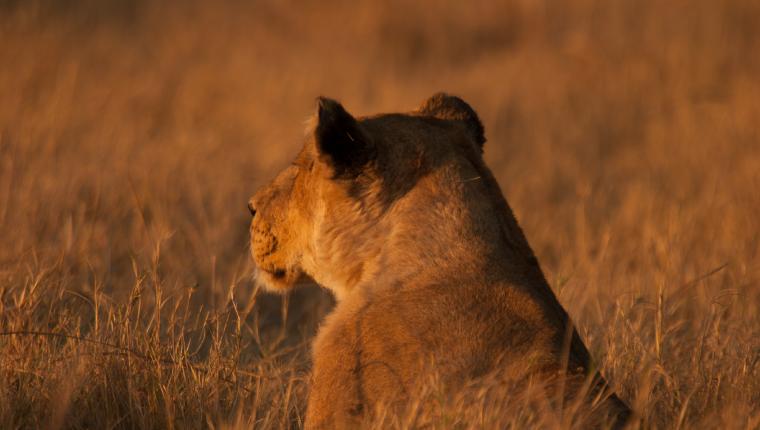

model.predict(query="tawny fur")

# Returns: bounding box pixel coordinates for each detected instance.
[248,94,631,428]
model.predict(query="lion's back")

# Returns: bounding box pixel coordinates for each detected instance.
[307,282,568,423]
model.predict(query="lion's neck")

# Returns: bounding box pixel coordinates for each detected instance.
[311,170,544,301]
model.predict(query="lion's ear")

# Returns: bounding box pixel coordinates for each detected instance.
[418,93,485,148]
[314,97,375,177]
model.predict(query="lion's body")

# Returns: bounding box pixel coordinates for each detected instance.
[248,94,631,428]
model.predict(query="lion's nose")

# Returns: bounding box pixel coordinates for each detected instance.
[248,200,257,217]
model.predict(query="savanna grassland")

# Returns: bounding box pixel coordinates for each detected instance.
[1,0,759,428]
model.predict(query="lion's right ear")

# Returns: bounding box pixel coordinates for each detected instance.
[418,93,485,149]
[314,97,375,178]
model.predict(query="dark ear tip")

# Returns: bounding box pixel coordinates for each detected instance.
[316,96,345,121]
[316,96,329,110]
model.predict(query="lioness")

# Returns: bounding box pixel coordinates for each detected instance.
[248,94,631,428]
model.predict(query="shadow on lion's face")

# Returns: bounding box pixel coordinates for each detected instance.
[248,94,485,294]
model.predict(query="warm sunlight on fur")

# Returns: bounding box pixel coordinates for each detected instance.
[249,94,632,428]
[1,1,759,429]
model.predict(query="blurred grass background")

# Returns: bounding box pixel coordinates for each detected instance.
[1,0,759,428]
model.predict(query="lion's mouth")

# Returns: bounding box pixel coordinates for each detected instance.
[268,268,287,279]
[257,265,288,279]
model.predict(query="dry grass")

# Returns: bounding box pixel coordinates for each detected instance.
[1,0,759,428]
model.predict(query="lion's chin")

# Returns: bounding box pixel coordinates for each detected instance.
[255,266,306,292]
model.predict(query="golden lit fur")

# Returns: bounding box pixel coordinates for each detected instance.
[248,94,631,428]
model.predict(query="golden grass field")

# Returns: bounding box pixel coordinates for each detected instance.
[1,0,759,428]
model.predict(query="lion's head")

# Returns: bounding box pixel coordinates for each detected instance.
[248,93,530,300]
